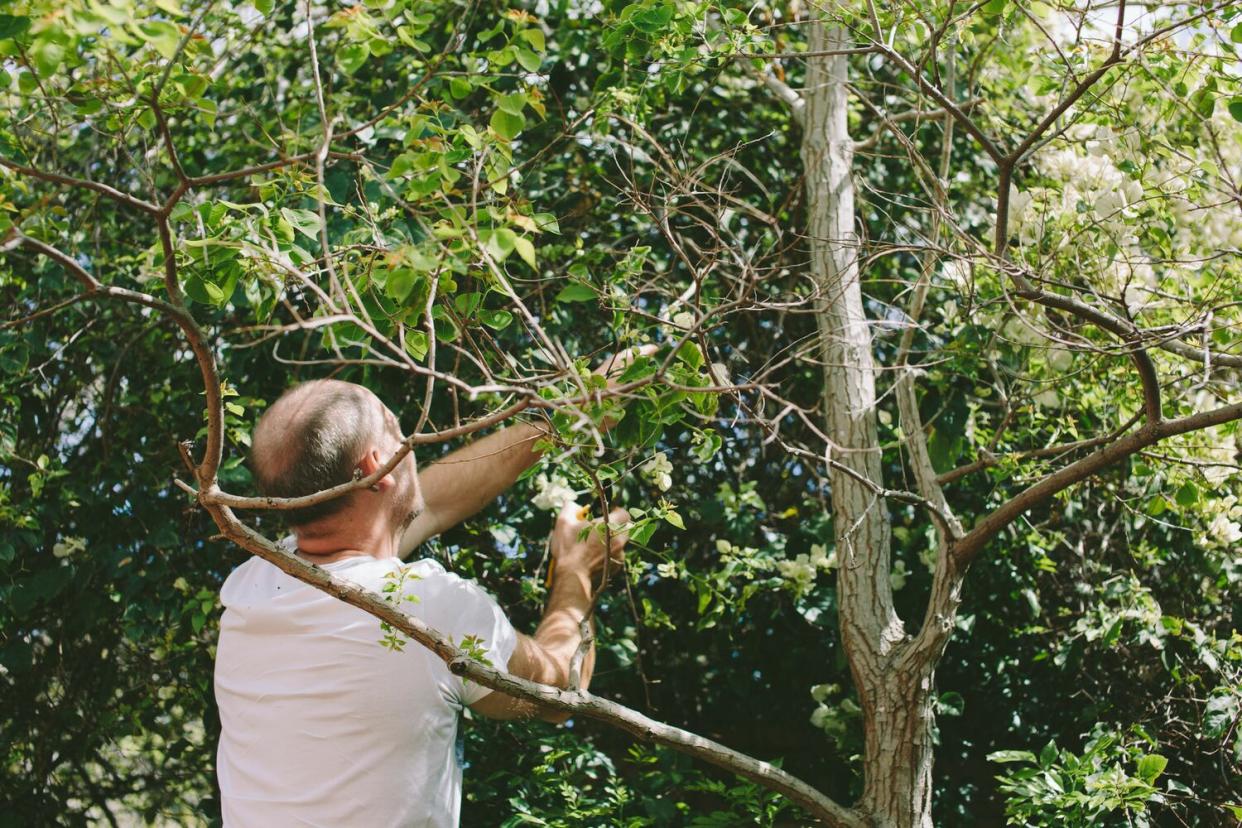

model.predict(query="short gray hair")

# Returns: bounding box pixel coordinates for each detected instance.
[250,381,380,526]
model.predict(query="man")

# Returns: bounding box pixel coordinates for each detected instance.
[214,363,635,827]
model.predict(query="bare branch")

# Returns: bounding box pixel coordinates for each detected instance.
[0,157,161,214]
[758,69,805,126]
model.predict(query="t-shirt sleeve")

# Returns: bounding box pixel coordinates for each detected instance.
[410,564,519,707]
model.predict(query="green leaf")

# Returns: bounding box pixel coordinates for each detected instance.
[30,38,65,78]
[1039,740,1058,769]
[987,750,1037,764]
[532,212,560,234]
[1135,754,1167,784]
[254,0,274,13]
[174,71,208,99]
[0,15,31,40]
[139,21,183,60]
[629,520,658,546]
[513,235,536,269]
[1228,98,1242,124]
[483,228,517,262]
[496,92,526,115]
[490,108,525,141]
[336,43,369,75]
[555,282,596,303]
[631,4,674,33]
[1232,22,1242,43]
[676,342,704,371]
[479,309,513,330]
[519,28,546,52]
[664,510,684,530]
[385,268,423,303]
[515,48,542,73]
[0,339,30,374]
[1191,87,1215,118]
[280,207,322,240]
[183,275,226,306]
[1174,483,1198,507]
[433,310,460,343]
[1203,693,1239,739]
[404,330,429,361]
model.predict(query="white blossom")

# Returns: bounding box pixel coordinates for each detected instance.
[641,452,673,491]
[1206,513,1242,546]
[1033,389,1062,408]
[1046,348,1074,373]
[532,473,576,512]
[52,537,85,559]
[941,259,972,291]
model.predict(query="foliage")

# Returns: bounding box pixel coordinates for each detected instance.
[989,729,1171,827]
[1,0,1240,825]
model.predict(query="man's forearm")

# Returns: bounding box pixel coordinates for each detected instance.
[533,566,597,689]
[468,565,597,722]
[399,421,550,555]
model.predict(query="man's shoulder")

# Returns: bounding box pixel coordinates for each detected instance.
[218,551,496,611]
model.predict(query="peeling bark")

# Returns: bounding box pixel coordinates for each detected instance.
[802,19,935,828]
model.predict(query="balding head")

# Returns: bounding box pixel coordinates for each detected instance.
[251,379,393,527]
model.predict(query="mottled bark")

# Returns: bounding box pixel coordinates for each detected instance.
[802,18,936,828]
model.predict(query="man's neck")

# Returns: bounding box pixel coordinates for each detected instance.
[293,546,377,566]
[293,525,399,564]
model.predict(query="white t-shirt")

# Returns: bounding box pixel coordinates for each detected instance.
[214,550,518,828]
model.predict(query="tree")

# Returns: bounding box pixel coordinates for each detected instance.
[2,1,1239,825]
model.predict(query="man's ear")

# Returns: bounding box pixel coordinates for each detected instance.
[358,447,396,491]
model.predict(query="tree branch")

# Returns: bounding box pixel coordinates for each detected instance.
[0,157,161,214]
[953,399,1242,566]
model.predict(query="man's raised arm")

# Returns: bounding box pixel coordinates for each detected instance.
[397,345,655,557]
[398,421,549,556]
[469,502,628,722]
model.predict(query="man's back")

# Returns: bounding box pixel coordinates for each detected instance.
[215,553,516,828]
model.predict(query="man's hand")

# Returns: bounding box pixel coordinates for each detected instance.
[550,501,629,585]
[469,501,630,723]
[399,345,653,557]
[593,343,658,388]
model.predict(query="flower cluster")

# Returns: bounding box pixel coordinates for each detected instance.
[52,536,85,559]
[641,452,673,492]
[532,472,576,512]
[1202,495,1242,550]
[775,543,836,598]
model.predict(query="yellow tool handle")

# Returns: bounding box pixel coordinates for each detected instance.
[545,504,591,587]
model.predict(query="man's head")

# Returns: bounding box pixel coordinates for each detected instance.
[250,379,422,537]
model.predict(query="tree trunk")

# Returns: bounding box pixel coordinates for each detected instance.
[859,662,937,827]
[801,17,937,828]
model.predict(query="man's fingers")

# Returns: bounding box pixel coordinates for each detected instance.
[556,499,583,525]
[605,515,627,569]
[604,507,630,553]
[596,343,658,377]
